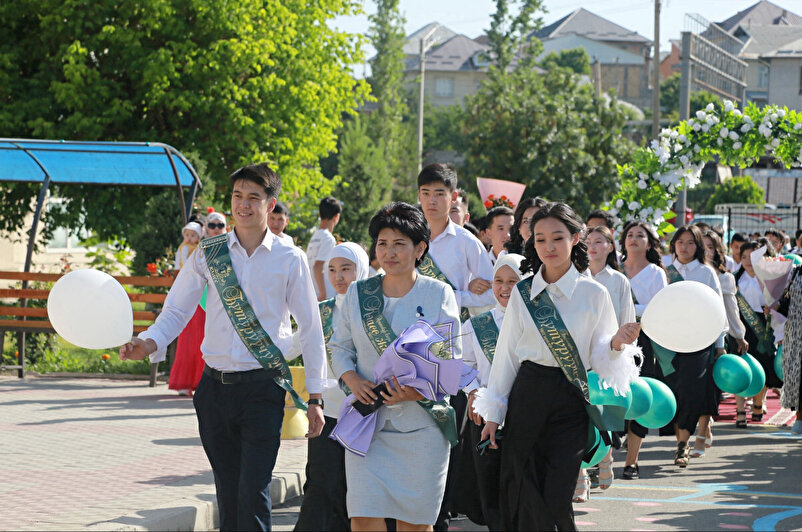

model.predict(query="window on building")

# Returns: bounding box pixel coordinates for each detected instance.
[45,199,88,252]
[435,77,454,98]
[758,65,769,89]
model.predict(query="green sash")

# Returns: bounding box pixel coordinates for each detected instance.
[666,264,684,284]
[355,274,459,447]
[470,311,499,363]
[319,298,336,363]
[200,234,307,410]
[735,291,775,355]
[417,253,471,323]
[517,279,627,433]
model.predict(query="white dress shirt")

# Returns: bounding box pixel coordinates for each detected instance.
[737,271,766,313]
[719,271,746,340]
[628,263,668,317]
[306,228,336,299]
[479,264,625,424]
[461,306,505,392]
[277,232,294,246]
[139,230,328,393]
[428,219,496,310]
[725,255,737,272]
[593,265,637,327]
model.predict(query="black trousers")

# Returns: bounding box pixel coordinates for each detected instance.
[501,362,588,532]
[434,390,467,531]
[451,420,503,530]
[294,416,349,531]
[193,370,285,531]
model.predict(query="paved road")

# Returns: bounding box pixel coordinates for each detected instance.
[2,375,801,531]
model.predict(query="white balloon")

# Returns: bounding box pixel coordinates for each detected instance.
[641,280,726,353]
[47,269,134,349]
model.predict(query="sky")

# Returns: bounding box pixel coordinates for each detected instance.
[333,0,802,75]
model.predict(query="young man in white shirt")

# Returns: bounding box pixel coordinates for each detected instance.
[449,188,471,227]
[119,164,326,531]
[306,197,340,301]
[485,206,514,265]
[268,201,294,246]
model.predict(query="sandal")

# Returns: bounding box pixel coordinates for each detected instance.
[752,404,766,423]
[598,452,614,489]
[674,441,690,467]
[736,410,747,429]
[690,436,706,458]
[622,464,639,480]
[573,471,590,503]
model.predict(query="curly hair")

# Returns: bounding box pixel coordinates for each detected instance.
[521,202,588,275]
[619,220,664,268]
[369,202,430,267]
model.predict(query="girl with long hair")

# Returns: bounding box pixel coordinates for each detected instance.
[504,197,546,255]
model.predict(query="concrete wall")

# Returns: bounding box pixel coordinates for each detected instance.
[404,69,488,107]
[600,64,652,108]
[767,57,802,110]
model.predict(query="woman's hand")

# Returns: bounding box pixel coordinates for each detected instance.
[736,337,749,354]
[341,371,378,405]
[381,376,424,405]
[480,421,500,449]
[467,390,482,426]
[611,322,641,351]
[715,347,726,358]
[468,278,492,295]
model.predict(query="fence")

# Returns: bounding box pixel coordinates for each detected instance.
[717,205,801,237]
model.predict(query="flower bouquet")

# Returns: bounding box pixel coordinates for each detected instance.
[750,246,795,306]
[477,177,526,211]
[330,320,476,456]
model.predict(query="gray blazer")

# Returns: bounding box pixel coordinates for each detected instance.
[330,274,462,432]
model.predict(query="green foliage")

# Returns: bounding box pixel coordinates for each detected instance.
[705,175,765,212]
[423,104,468,153]
[539,48,592,75]
[25,337,151,375]
[81,236,133,275]
[335,115,394,245]
[607,100,802,234]
[462,67,636,214]
[660,74,723,121]
[0,0,368,248]
[486,0,545,73]
[128,190,183,275]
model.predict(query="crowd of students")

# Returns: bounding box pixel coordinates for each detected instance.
[120,161,801,532]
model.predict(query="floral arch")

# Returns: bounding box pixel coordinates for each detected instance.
[605,101,802,234]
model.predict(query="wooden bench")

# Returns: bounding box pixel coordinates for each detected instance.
[0,271,174,385]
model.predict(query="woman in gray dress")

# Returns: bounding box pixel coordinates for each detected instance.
[330,202,462,531]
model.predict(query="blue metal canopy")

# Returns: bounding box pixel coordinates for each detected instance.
[0,139,199,187]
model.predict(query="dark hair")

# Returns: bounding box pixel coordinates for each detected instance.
[693,221,711,233]
[417,163,458,191]
[272,201,290,217]
[619,220,664,267]
[740,239,777,262]
[319,197,342,220]
[586,209,616,230]
[795,229,802,241]
[586,226,620,271]
[755,237,777,257]
[506,197,547,254]
[369,202,430,267]
[765,228,783,241]
[485,206,514,226]
[670,225,707,264]
[731,232,747,243]
[229,163,281,199]
[473,215,488,232]
[463,221,480,240]
[521,202,588,275]
[702,230,727,274]
[455,188,469,207]
[189,214,204,227]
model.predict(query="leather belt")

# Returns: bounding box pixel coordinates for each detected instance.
[203,365,279,384]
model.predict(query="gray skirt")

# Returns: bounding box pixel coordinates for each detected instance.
[344,418,450,524]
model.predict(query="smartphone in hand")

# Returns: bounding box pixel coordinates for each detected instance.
[352,382,389,416]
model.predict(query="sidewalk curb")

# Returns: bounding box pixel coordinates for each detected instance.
[84,470,305,531]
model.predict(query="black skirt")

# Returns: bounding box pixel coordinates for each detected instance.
[661,347,717,433]
[742,312,782,390]
[450,419,502,531]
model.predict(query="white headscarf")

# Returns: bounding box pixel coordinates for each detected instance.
[183,221,203,239]
[328,243,370,305]
[492,253,525,310]
[207,212,226,224]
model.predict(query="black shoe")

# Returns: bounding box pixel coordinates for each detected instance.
[622,464,639,480]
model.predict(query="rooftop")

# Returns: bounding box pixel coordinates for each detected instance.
[534,8,650,45]
[717,0,802,32]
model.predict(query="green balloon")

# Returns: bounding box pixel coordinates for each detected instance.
[775,345,783,381]
[635,377,677,429]
[739,353,766,398]
[587,371,632,409]
[625,377,654,419]
[713,354,752,395]
[581,428,610,468]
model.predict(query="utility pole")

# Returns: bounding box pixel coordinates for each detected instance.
[652,0,661,139]
[676,31,693,227]
[417,26,438,173]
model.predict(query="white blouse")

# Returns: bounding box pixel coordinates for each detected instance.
[477,264,636,425]
[719,271,746,340]
[593,265,637,327]
[627,263,668,317]
[461,306,505,392]
[737,271,766,313]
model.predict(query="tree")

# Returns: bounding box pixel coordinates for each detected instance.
[705,175,764,212]
[660,73,723,121]
[539,48,592,76]
[486,0,545,73]
[0,0,368,251]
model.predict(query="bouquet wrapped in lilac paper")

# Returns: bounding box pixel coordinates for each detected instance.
[330,320,476,456]
[750,246,795,306]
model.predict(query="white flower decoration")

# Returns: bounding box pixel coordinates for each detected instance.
[706,103,715,112]
[637,180,647,189]
[719,127,729,138]
[628,200,641,211]
[615,199,624,208]
[733,141,742,149]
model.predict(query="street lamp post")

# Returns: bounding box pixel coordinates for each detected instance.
[418,26,439,173]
